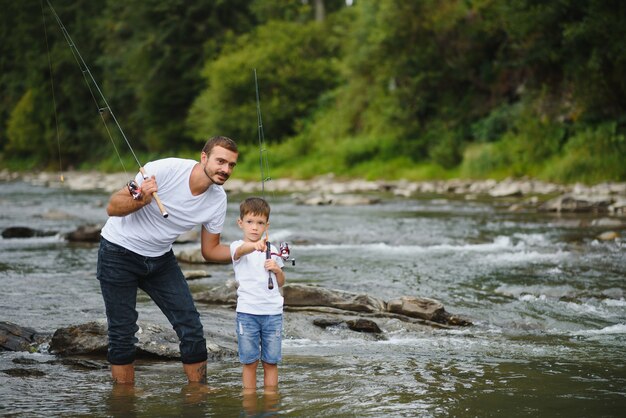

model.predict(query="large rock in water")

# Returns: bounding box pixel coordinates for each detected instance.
[65,224,102,242]
[49,320,234,360]
[0,321,48,352]
[196,283,471,327]
[282,284,387,313]
[1,227,57,239]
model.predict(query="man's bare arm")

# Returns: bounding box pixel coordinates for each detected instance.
[201,227,231,263]
[106,176,156,217]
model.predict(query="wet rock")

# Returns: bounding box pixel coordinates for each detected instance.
[49,320,234,361]
[1,227,56,239]
[346,319,382,333]
[282,284,387,313]
[49,321,108,356]
[196,279,238,305]
[2,368,47,378]
[66,224,102,242]
[590,218,623,228]
[0,321,48,352]
[175,248,207,264]
[386,296,472,326]
[293,193,380,206]
[539,193,613,213]
[597,231,619,241]
[313,318,344,329]
[489,182,523,197]
[38,210,74,220]
[12,356,107,370]
[197,283,470,327]
[183,270,211,280]
[609,198,626,214]
[387,297,447,322]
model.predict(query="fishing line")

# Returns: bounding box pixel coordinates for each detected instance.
[43,0,168,217]
[254,69,294,289]
[254,69,275,289]
[40,0,64,182]
[254,69,272,198]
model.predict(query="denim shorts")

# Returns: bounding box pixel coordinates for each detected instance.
[236,312,282,365]
[97,238,207,365]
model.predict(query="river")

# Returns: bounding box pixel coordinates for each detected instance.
[0,177,624,417]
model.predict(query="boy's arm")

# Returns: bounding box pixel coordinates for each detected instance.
[265,259,285,287]
[275,267,285,288]
[233,239,267,261]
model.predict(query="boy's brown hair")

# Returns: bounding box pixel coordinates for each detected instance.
[239,197,270,220]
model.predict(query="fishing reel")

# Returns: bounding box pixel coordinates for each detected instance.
[127,180,143,200]
[279,242,296,266]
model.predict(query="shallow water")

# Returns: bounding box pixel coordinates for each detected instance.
[0,179,625,417]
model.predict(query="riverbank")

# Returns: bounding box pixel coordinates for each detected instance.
[3,169,626,197]
[3,169,626,216]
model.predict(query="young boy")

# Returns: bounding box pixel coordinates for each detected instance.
[230,197,286,391]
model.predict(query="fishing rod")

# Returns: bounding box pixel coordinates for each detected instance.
[43,0,168,218]
[254,69,294,290]
[254,69,275,290]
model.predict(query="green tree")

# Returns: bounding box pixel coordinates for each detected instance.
[98,0,257,153]
[187,18,343,147]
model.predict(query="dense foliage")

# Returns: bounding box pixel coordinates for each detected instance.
[1,0,624,183]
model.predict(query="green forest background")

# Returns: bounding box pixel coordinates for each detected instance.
[2,0,625,183]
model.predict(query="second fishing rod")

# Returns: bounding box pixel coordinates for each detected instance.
[253,69,295,289]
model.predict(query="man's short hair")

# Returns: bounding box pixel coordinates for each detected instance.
[202,136,238,156]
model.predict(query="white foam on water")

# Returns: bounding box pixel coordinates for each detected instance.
[495,284,578,299]
[603,298,626,307]
[296,235,524,254]
[570,323,626,336]
[486,249,569,265]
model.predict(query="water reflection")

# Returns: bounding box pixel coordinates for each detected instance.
[241,388,281,417]
[106,384,138,418]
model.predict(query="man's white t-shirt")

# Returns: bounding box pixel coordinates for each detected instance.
[101,158,227,257]
[230,240,284,315]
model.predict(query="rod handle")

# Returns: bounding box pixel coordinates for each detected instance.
[140,167,169,218]
[266,240,274,289]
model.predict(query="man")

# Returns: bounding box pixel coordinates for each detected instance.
[97,136,238,384]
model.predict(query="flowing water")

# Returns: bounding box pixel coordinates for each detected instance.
[0,179,625,417]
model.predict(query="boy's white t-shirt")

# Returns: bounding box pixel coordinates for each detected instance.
[230,240,284,315]
[101,158,227,257]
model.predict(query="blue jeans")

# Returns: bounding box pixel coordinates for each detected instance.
[236,312,282,365]
[96,238,207,365]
